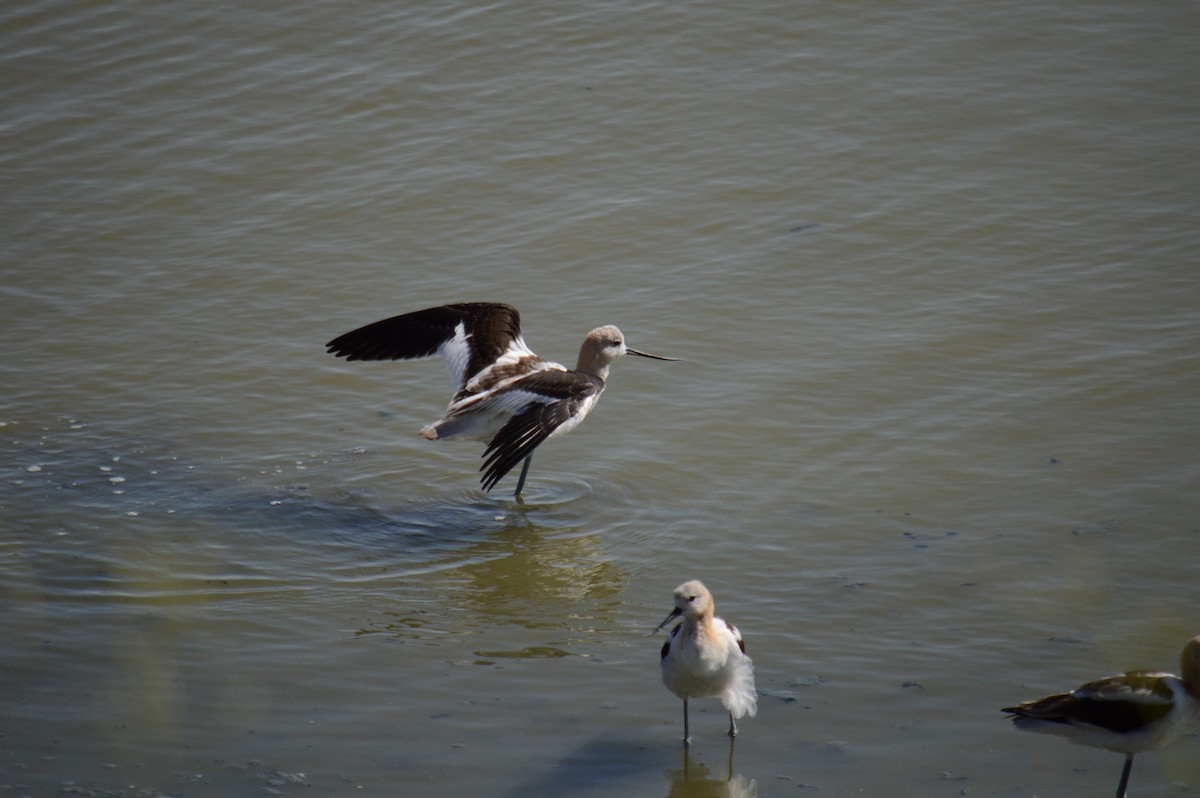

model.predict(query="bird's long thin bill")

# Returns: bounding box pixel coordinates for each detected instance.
[626,347,681,361]
[648,607,683,635]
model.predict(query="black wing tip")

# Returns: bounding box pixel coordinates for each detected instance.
[478,442,515,491]
[479,441,531,491]
[325,311,459,362]
[479,410,549,491]
[325,339,358,360]
[325,338,433,362]
[480,452,526,491]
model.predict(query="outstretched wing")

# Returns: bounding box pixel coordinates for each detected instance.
[326,303,529,394]
[478,371,603,492]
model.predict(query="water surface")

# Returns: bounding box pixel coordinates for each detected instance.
[3,1,1198,795]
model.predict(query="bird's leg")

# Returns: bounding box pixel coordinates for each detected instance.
[682,699,691,746]
[726,729,736,780]
[1115,753,1134,798]
[727,711,738,738]
[513,455,533,497]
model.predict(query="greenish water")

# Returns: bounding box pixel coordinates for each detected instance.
[2,1,1198,796]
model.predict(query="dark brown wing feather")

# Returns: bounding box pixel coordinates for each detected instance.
[1003,672,1175,734]
[478,372,603,491]
[326,303,522,370]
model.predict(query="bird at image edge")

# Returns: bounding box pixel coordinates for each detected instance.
[1002,635,1200,798]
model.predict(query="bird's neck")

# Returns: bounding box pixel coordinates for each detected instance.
[685,612,715,637]
[575,351,611,381]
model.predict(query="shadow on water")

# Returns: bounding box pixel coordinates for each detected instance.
[501,736,757,798]
[497,735,660,797]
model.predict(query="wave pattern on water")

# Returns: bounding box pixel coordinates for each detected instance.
[3,0,1200,795]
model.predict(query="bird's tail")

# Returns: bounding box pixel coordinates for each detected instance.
[724,658,758,719]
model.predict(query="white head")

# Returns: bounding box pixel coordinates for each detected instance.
[652,580,715,633]
[575,325,679,379]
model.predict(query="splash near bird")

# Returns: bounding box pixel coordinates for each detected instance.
[326,302,678,496]
[1002,635,1200,798]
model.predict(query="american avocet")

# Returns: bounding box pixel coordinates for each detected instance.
[325,302,678,496]
[1002,635,1200,798]
[651,580,757,746]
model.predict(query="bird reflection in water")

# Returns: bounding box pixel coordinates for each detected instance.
[663,745,757,798]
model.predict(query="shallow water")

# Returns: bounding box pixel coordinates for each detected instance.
[3,0,1199,795]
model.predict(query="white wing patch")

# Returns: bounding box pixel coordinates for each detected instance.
[495,335,538,367]
[434,386,559,439]
[475,386,560,415]
[439,322,472,393]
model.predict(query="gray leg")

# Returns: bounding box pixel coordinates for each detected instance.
[513,455,532,497]
[683,699,690,746]
[1116,753,1134,798]
[728,711,738,737]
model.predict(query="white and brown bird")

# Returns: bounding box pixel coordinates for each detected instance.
[1003,635,1200,798]
[326,302,678,496]
[652,580,757,746]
